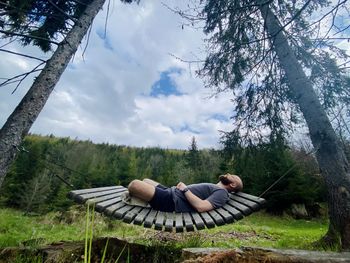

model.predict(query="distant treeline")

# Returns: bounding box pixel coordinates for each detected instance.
[0,135,327,214]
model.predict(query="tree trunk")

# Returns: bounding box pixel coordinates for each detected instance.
[0,0,107,189]
[258,2,350,250]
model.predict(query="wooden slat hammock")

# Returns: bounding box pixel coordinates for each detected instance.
[68,186,266,232]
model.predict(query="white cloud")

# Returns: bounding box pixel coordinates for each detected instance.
[0,0,235,149]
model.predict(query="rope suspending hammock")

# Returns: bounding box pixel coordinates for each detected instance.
[68,186,266,232]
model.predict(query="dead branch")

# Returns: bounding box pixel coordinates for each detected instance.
[0,62,45,91]
[0,48,47,62]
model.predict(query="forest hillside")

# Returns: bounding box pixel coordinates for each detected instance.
[0,134,327,216]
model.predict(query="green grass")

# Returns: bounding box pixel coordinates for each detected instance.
[0,207,143,248]
[202,212,328,250]
[0,207,328,251]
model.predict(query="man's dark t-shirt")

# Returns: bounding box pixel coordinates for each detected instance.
[171,183,229,212]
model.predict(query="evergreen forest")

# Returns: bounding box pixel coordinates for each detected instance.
[0,134,331,215]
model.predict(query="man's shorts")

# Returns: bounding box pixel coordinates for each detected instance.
[149,184,175,212]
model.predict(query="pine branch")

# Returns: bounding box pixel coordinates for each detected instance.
[47,0,78,22]
[0,29,60,45]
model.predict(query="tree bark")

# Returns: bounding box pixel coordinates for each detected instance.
[0,0,107,189]
[258,2,350,250]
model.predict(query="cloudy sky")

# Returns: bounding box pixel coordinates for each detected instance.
[0,1,235,149]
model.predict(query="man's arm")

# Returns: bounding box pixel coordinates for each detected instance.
[176,182,213,212]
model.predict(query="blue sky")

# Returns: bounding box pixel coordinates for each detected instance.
[150,68,184,97]
[0,1,235,149]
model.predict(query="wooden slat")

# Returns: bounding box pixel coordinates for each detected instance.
[175,213,184,233]
[154,211,165,230]
[68,186,123,196]
[235,192,266,205]
[164,212,174,232]
[77,189,126,203]
[199,212,215,228]
[143,210,158,228]
[230,195,259,211]
[227,199,252,216]
[183,213,194,232]
[104,201,126,216]
[80,188,125,199]
[222,203,244,220]
[190,212,205,230]
[123,206,143,223]
[114,205,135,219]
[207,209,225,226]
[86,192,122,205]
[133,208,151,225]
[96,197,122,212]
[215,207,234,223]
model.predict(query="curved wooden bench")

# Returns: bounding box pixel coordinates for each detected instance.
[68,186,266,232]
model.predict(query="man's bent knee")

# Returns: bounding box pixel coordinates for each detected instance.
[128,179,142,194]
[127,179,156,202]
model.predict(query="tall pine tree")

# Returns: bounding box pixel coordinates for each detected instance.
[0,0,138,189]
[193,0,350,249]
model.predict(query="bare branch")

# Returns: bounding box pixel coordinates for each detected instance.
[0,38,18,48]
[104,0,111,38]
[82,22,93,60]
[308,0,348,31]
[11,64,45,94]
[168,52,204,64]
[0,48,47,62]
[0,62,45,90]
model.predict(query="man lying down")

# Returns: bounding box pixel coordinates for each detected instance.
[126,173,243,213]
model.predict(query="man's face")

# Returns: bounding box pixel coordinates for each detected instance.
[219,173,243,192]
[219,174,235,186]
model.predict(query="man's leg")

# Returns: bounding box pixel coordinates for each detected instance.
[128,180,155,202]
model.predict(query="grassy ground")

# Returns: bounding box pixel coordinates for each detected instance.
[0,206,328,251]
[203,212,328,250]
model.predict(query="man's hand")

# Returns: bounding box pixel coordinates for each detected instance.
[176,182,187,191]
